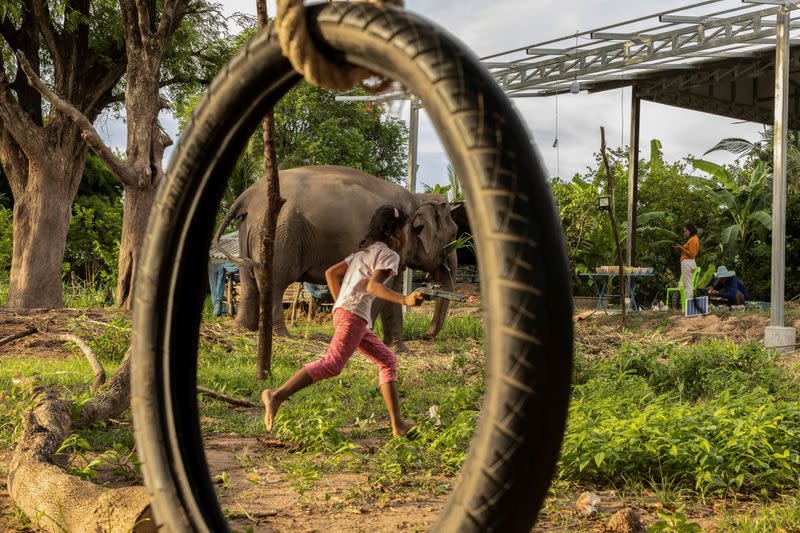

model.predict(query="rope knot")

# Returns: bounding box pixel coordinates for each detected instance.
[276,0,404,91]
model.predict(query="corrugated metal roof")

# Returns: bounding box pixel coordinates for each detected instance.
[210,231,240,260]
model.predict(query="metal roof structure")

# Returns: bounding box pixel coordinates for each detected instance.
[209,231,239,260]
[483,0,800,128]
[480,0,798,343]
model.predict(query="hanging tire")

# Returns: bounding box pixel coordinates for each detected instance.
[132,3,573,532]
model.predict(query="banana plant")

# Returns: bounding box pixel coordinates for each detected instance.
[446,164,463,202]
[704,127,800,190]
[688,158,772,277]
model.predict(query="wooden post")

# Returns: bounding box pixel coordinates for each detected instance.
[626,86,640,267]
[601,127,626,328]
[255,0,285,379]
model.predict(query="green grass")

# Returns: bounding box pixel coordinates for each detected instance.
[3,308,800,517]
[718,496,800,532]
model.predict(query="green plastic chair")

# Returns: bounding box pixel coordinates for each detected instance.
[666,267,701,310]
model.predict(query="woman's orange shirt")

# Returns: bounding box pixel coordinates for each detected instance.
[681,235,700,261]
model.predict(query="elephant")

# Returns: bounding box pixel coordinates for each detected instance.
[212,165,459,349]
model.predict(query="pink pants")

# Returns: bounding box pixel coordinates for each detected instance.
[304,308,398,385]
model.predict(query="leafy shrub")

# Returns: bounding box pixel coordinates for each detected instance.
[561,341,800,496]
[64,194,122,291]
[607,341,790,401]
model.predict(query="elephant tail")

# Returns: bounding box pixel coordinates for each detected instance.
[212,195,249,267]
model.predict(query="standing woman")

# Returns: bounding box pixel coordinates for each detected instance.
[673,223,700,299]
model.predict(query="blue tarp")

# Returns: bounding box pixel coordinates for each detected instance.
[208,262,239,316]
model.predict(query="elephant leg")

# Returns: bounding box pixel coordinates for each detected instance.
[271,282,292,337]
[423,251,457,340]
[380,276,408,352]
[235,265,259,331]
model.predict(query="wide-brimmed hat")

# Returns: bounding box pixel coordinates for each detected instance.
[714,266,735,278]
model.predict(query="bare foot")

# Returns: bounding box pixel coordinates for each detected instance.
[392,418,415,438]
[262,389,280,432]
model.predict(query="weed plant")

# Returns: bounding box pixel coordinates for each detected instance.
[564,341,800,496]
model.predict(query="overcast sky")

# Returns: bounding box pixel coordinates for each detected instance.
[132,0,767,188]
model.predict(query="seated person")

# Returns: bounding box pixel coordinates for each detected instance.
[706,266,748,307]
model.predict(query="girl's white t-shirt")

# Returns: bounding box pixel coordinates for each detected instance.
[334,242,400,328]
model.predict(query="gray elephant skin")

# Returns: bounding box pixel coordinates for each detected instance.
[213,165,459,349]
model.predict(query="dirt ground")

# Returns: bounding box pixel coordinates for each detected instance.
[2,302,799,531]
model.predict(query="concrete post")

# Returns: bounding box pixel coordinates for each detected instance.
[765,7,796,351]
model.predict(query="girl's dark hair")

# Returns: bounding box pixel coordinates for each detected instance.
[684,223,697,236]
[360,205,409,248]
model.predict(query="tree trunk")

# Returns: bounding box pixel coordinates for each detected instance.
[255,0,284,379]
[116,184,157,307]
[7,160,83,309]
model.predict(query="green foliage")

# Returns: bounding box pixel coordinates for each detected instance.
[64,194,122,291]
[563,341,800,496]
[0,383,35,449]
[180,78,409,188]
[422,183,451,196]
[688,159,772,296]
[0,205,11,276]
[272,83,408,182]
[446,164,463,202]
[704,127,800,190]
[423,164,463,202]
[718,496,800,532]
[647,507,702,532]
[274,405,347,451]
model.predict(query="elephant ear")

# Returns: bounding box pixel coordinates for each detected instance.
[412,203,439,257]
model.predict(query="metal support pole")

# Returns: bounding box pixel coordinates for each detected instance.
[626,87,641,267]
[771,7,789,328]
[402,100,420,310]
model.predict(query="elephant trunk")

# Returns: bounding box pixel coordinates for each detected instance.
[212,195,253,269]
[423,250,457,340]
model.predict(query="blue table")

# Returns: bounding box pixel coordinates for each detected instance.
[579,272,656,315]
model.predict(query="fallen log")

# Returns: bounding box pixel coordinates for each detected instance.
[7,378,153,532]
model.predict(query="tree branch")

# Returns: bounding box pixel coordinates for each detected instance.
[29,0,63,69]
[133,0,154,49]
[0,326,38,347]
[0,58,44,160]
[119,0,139,47]
[0,14,19,49]
[160,75,212,88]
[83,40,127,119]
[197,387,260,408]
[154,0,178,48]
[15,50,139,187]
[53,334,106,391]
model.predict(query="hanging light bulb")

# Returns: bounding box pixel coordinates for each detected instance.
[570,80,581,94]
[552,138,559,148]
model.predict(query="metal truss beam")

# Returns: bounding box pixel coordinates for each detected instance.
[484,1,800,93]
